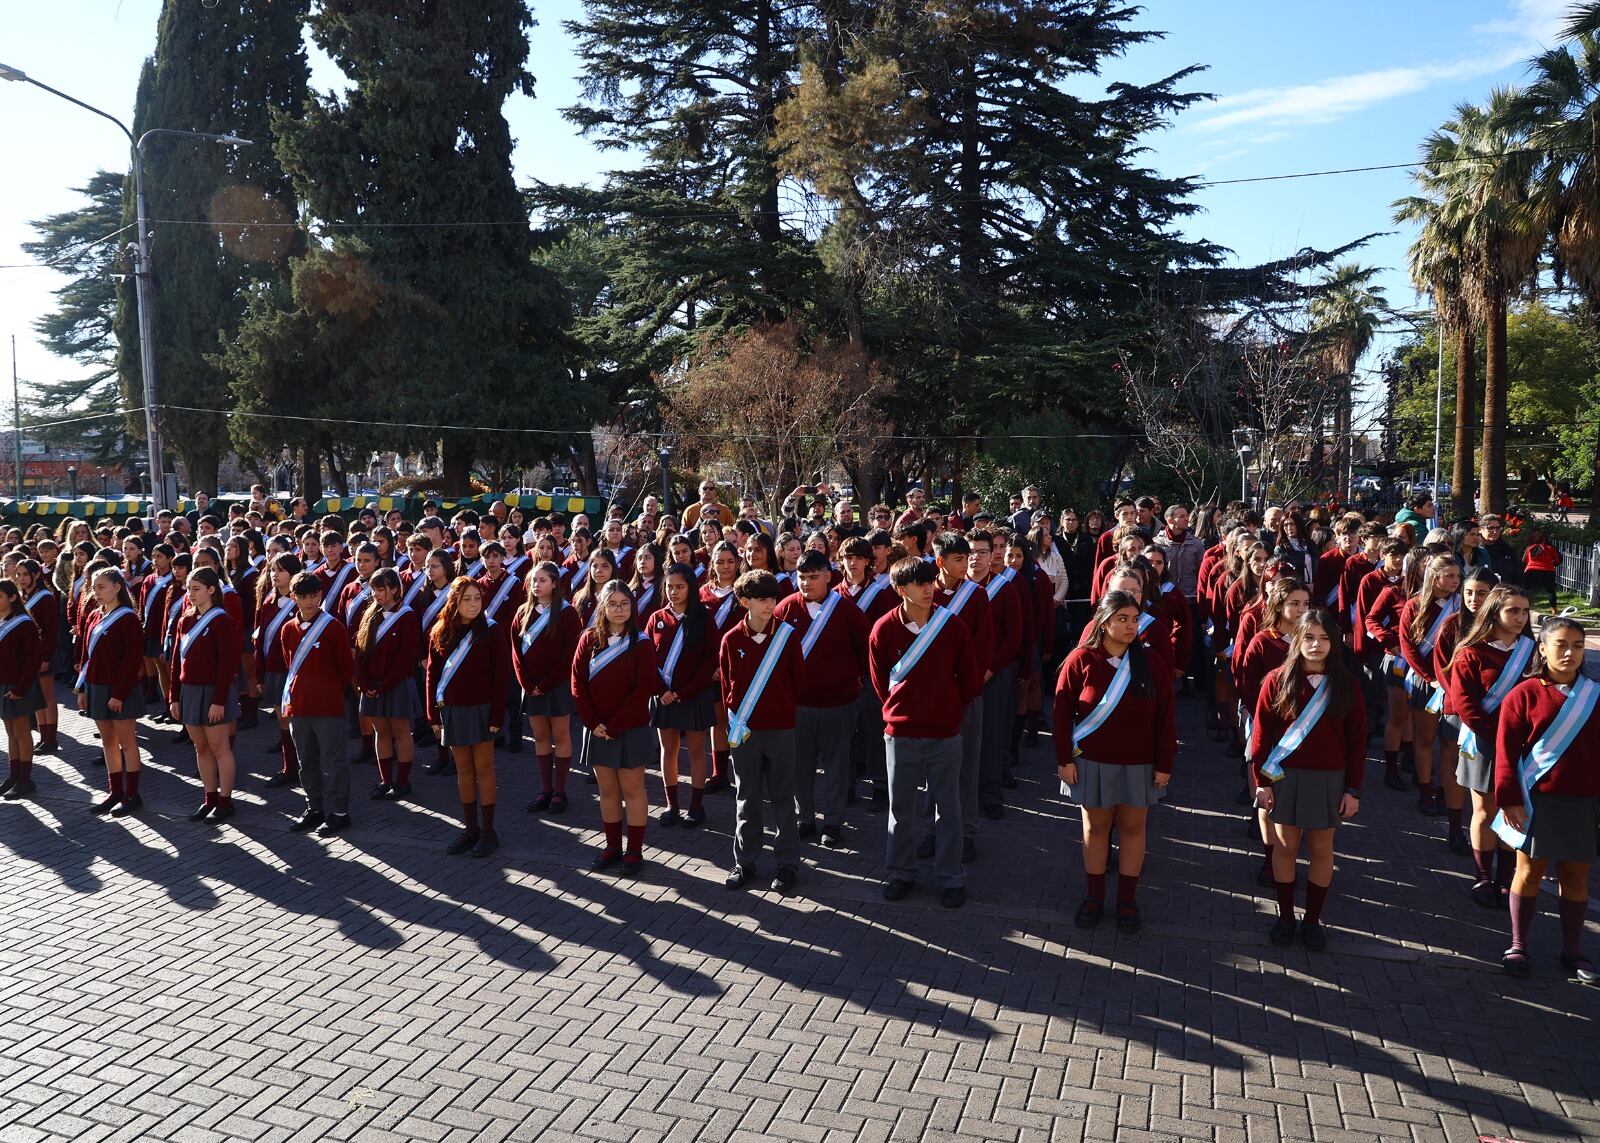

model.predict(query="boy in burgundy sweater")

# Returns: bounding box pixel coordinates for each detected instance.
[869,558,980,908]
[720,570,804,894]
[279,572,356,837]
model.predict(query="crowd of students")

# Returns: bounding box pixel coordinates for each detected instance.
[0,481,1593,981]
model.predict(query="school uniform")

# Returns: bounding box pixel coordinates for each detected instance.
[721,619,804,871]
[280,611,356,817]
[977,569,1024,815]
[76,604,145,721]
[514,601,582,718]
[1249,670,1366,829]
[1054,645,1176,808]
[254,595,297,712]
[1362,581,1406,689]
[355,605,422,720]
[927,579,991,844]
[22,589,62,678]
[1229,601,1264,688]
[1398,595,1459,712]
[0,614,45,720]
[645,607,717,729]
[139,570,176,657]
[1495,676,1600,862]
[841,575,898,802]
[167,606,242,725]
[425,619,512,747]
[1236,628,1290,752]
[1313,548,1348,612]
[560,551,594,598]
[315,559,357,617]
[1338,553,1376,637]
[631,579,663,626]
[870,604,981,890]
[1449,637,1533,794]
[478,570,528,749]
[1156,582,1191,673]
[774,591,870,833]
[699,583,745,641]
[571,629,660,767]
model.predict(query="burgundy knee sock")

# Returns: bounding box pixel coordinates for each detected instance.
[1495,848,1516,890]
[690,785,704,812]
[1085,871,1105,903]
[1510,892,1537,953]
[1384,750,1399,778]
[280,729,299,776]
[1559,897,1587,959]
[480,803,496,838]
[361,739,376,764]
[109,771,125,797]
[1446,806,1463,833]
[1276,880,1296,921]
[1117,873,1139,906]
[625,823,645,857]
[602,819,623,853]
[217,794,234,811]
[376,755,393,784]
[437,744,450,766]
[554,755,571,793]
[397,759,412,786]
[462,801,479,832]
[204,790,220,809]
[664,783,680,811]
[1304,880,1330,926]
[125,769,141,798]
[1471,849,1494,883]
[714,750,731,780]
[538,753,553,794]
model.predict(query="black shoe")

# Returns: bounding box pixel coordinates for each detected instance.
[446,830,480,855]
[264,772,298,789]
[470,832,499,859]
[797,821,816,839]
[771,866,797,894]
[1561,955,1600,985]
[5,779,35,800]
[90,793,122,816]
[110,795,142,817]
[981,804,1004,821]
[548,792,569,815]
[725,864,755,890]
[867,789,889,814]
[1470,880,1502,909]
[1299,921,1327,951]
[962,837,977,864]
[369,783,392,801]
[941,886,966,909]
[621,852,644,876]
[1270,917,1297,946]
[916,835,935,860]
[1116,904,1142,934]
[591,847,622,871]
[208,802,235,824]
[881,878,913,902]
[1074,899,1104,929]
[682,804,705,827]
[820,826,842,849]
[1447,830,1471,856]
[526,791,553,813]
[388,783,411,800]
[657,807,682,827]
[316,813,351,838]
[1502,948,1531,978]
[0,777,13,797]
[189,802,215,821]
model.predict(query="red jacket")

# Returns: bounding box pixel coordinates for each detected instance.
[424,618,512,726]
[1338,552,1376,635]
[642,606,717,701]
[167,607,241,706]
[1495,677,1600,806]
[77,606,143,701]
[1352,566,1396,656]
[719,619,803,730]
[570,628,660,732]
[0,614,42,694]
[1030,566,1055,659]
[1522,543,1561,574]
[1052,644,1177,773]
[868,605,980,739]
[280,612,356,718]
[1231,600,1265,683]
[773,592,870,709]
[1075,606,1175,675]
[354,605,421,696]
[1450,638,1526,750]
[1249,669,1367,788]
[512,602,583,699]
[1431,609,1468,712]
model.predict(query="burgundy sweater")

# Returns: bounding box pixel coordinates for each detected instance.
[643,607,718,701]
[773,593,870,708]
[424,619,512,726]
[719,620,804,730]
[0,615,42,694]
[280,613,356,718]
[1398,595,1456,685]
[934,580,993,679]
[77,607,143,701]
[1495,677,1600,805]
[1361,580,1405,656]
[977,571,1023,670]
[353,606,421,697]
[868,606,980,739]
[511,603,583,698]
[570,629,661,732]
[167,607,241,706]
[1236,628,1290,715]
[1052,645,1176,773]
[254,596,296,674]
[1249,668,1367,788]
[1448,639,1523,748]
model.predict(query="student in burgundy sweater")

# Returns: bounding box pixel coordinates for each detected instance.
[1359,539,1411,789]
[168,567,242,823]
[516,560,582,816]
[572,581,661,873]
[138,543,176,708]
[1397,554,1462,822]
[699,539,745,794]
[257,553,305,789]
[647,564,717,827]
[840,535,897,815]
[1004,535,1054,757]
[928,532,991,862]
[775,551,870,849]
[1250,609,1365,951]
[426,577,512,859]
[355,568,422,802]
[1055,590,1176,933]
[720,570,804,893]
[970,528,1022,822]
[1235,576,1310,887]
[870,557,981,909]
[280,572,357,837]
[1446,583,1528,906]
[1494,618,1600,982]
[475,540,526,755]
[77,569,147,815]
[0,579,44,800]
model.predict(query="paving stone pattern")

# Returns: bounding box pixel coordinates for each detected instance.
[1,697,1597,1142]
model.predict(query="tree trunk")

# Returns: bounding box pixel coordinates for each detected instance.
[441,435,473,497]
[1450,326,1475,520]
[298,442,323,503]
[956,57,982,357]
[1480,295,1507,514]
[327,447,349,497]
[174,438,221,501]
[752,0,781,248]
[569,436,599,495]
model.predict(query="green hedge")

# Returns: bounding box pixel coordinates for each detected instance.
[0,490,610,526]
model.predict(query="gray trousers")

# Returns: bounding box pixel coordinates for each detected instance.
[887,735,964,888]
[920,697,983,841]
[732,727,800,870]
[979,662,1018,811]
[796,703,855,828]
[504,675,523,747]
[345,688,360,738]
[852,687,886,790]
[291,716,350,816]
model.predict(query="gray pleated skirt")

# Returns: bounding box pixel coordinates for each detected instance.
[85,683,146,722]
[179,682,238,727]
[260,670,287,713]
[1063,758,1166,809]
[524,688,576,718]
[144,635,162,658]
[1450,716,1495,793]
[359,678,421,720]
[1268,767,1344,830]
[0,678,43,720]
[651,689,714,731]
[585,724,654,770]
[1522,790,1600,862]
[439,702,493,747]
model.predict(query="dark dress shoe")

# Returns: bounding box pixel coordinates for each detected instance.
[1382,771,1409,791]
[725,864,755,890]
[591,847,622,870]
[771,866,797,894]
[263,772,297,789]
[548,792,569,815]
[4,779,36,800]
[657,807,681,827]
[820,826,842,848]
[1562,955,1600,985]
[941,886,966,909]
[470,833,500,859]
[962,837,977,864]
[682,804,705,827]
[189,802,215,821]
[316,814,352,838]
[369,783,392,801]
[1470,880,1502,909]
[1447,830,1471,856]
[0,777,14,797]
[387,784,411,799]
[620,852,643,876]
[527,791,553,813]
[90,794,122,815]
[110,796,142,817]
[916,835,935,860]
[1115,904,1142,934]
[1502,948,1531,977]
[1270,917,1297,947]
[208,802,235,824]
[290,811,324,833]
[424,756,453,776]
[1074,899,1104,929]
[446,830,480,855]
[1299,921,1327,951]
[881,878,913,902]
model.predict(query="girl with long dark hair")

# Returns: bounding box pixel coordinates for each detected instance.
[514,560,581,814]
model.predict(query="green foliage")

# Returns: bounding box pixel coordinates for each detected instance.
[962,410,1115,516]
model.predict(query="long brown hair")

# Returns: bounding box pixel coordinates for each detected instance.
[1451,583,1532,670]
[514,560,563,634]
[0,579,30,622]
[1271,608,1354,720]
[573,548,619,617]
[429,576,485,655]
[1531,616,1586,679]
[1235,541,1269,603]
[188,566,225,612]
[258,551,304,612]
[90,567,136,612]
[356,568,403,657]
[582,580,638,655]
[1260,576,1308,633]
[1084,589,1152,697]
[1406,554,1459,644]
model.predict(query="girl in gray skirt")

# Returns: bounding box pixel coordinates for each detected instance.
[77,569,147,816]
[0,579,44,800]
[1250,609,1366,951]
[355,568,422,800]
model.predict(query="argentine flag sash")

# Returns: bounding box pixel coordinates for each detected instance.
[1492,675,1600,849]
[320,563,354,614]
[888,606,953,690]
[1260,678,1332,782]
[587,631,644,679]
[420,587,449,634]
[344,582,374,626]
[374,605,412,644]
[435,625,483,703]
[1070,653,1132,757]
[984,567,1016,600]
[800,591,843,659]
[179,607,225,659]
[727,623,794,746]
[658,615,687,687]
[281,612,334,717]
[1407,597,1460,701]
[260,597,295,659]
[567,559,589,590]
[520,602,559,655]
[944,579,978,620]
[0,614,31,648]
[483,574,517,622]
[142,573,173,623]
[163,592,187,655]
[635,582,657,617]
[712,590,737,628]
[76,606,135,691]
[856,574,891,612]
[1458,635,1537,763]
[402,570,430,608]
[1138,611,1156,637]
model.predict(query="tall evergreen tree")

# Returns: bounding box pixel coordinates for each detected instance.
[256,0,572,495]
[22,172,139,466]
[113,0,310,496]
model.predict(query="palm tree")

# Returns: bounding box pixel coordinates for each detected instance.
[1308,264,1387,501]
[1394,164,1476,520]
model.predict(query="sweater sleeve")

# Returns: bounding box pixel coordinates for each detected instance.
[211,616,241,708]
[488,623,511,729]
[1494,686,1533,809]
[111,617,142,703]
[571,636,597,727]
[1052,655,1080,768]
[424,645,442,725]
[1343,685,1368,788]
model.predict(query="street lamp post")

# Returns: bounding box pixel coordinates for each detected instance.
[1,62,250,515]
[658,446,674,514]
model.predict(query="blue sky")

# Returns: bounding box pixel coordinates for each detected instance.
[0,0,1574,442]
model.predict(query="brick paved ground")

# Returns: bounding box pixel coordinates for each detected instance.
[1,695,1597,1143]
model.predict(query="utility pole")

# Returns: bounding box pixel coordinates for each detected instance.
[11,335,21,501]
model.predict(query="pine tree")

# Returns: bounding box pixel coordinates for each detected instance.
[114,0,310,495]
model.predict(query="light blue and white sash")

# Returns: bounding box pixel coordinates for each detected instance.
[1419,596,1459,658]
[984,567,1016,600]
[402,569,430,608]
[1071,654,1131,755]
[23,589,49,615]
[505,555,530,580]
[142,573,173,623]
[421,587,449,633]
[179,607,225,659]
[658,616,686,687]
[76,606,135,690]
[1260,677,1332,782]
[483,574,517,621]
[944,579,978,620]
[1160,582,1174,595]
[435,626,481,703]
[587,631,644,679]
[800,591,843,659]
[163,591,187,654]
[260,597,295,658]
[1324,583,1339,606]
[1459,636,1536,761]
[712,590,737,628]
[888,606,953,690]
[374,605,412,644]
[520,603,558,654]
[634,582,657,617]
[282,612,334,716]
[463,558,484,579]
[344,582,374,626]
[0,614,31,648]
[250,554,266,571]
[1493,675,1600,849]
[567,559,589,589]
[1138,611,1156,636]
[727,623,794,746]
[856,574,891,612]
[320,563,354,613]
